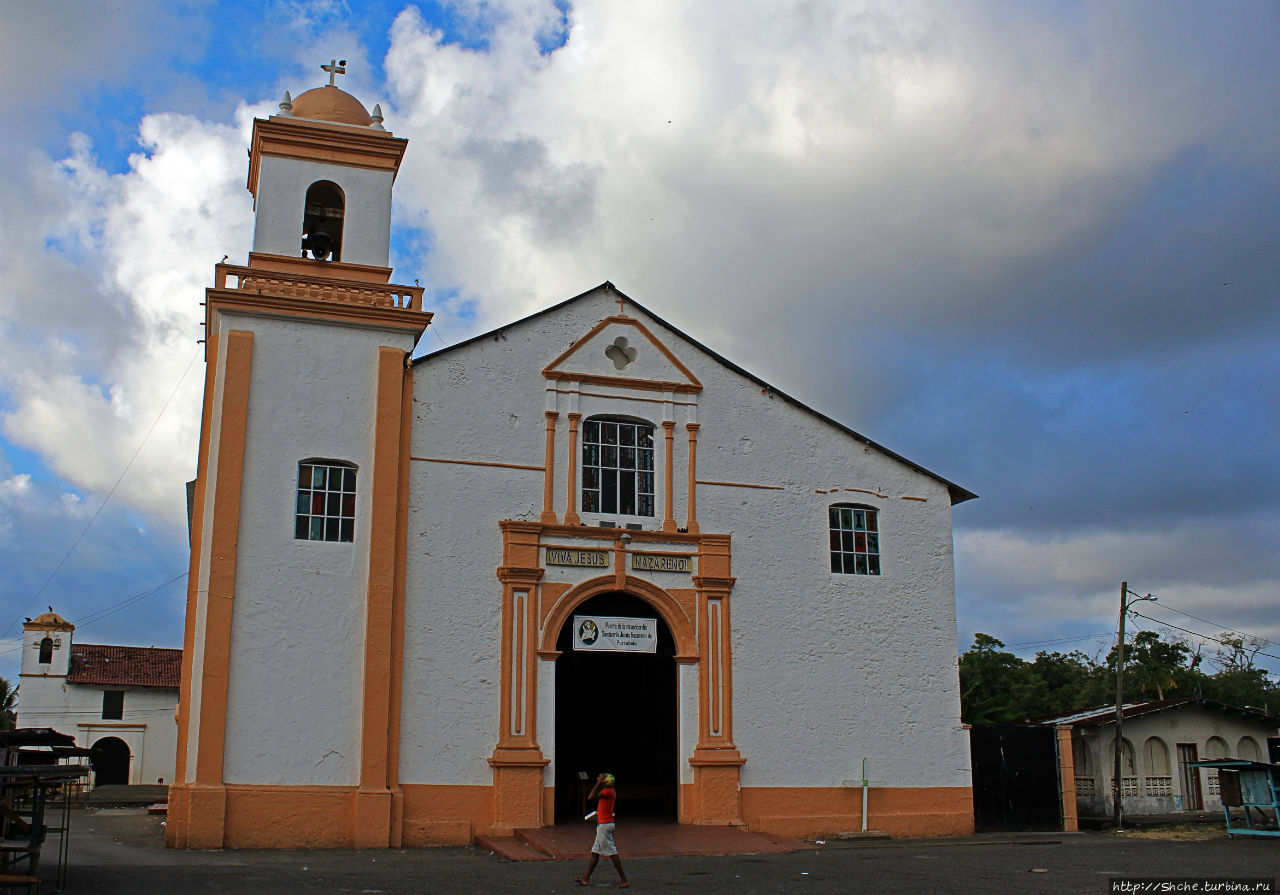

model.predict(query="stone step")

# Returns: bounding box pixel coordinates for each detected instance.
[474,834,553,861]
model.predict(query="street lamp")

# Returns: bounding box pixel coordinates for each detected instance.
[1112,580,1157,829]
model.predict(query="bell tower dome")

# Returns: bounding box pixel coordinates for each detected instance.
[246,60,406,277]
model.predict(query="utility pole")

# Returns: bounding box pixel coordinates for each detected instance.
[1113,581,1156,829]
[1112,581,1127,830]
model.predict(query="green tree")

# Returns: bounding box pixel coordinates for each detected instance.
[0,677,16,731]
[958,634,1030,724]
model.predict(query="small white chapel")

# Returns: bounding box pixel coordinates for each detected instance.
[168,68,977,849]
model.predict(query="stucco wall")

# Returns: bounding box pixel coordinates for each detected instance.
[403,288,969,792]
[252,156,394,267]
[219,311,416,786]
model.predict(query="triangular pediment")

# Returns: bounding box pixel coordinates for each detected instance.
[543,315,702,393]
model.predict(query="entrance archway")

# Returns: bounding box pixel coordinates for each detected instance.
[91,736,131,786]
[554,591,678,823]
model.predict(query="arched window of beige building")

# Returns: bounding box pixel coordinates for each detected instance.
[1205,736,1229,759]
[1237,736,1262,762]
[1143,737,1170,775]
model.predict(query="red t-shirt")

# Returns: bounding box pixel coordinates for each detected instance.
[597,786,616,824]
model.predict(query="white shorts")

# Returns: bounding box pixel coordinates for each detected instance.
[591,822,617,856]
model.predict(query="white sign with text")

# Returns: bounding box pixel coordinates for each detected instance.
[572,615,658,653]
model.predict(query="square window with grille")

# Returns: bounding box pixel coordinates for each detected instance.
[829,505,881,575]
[295,462,356,542]
[581,419,655,517]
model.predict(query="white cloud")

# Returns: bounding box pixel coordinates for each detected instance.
[0,112,253,523]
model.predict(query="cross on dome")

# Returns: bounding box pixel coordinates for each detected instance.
[321,59,347,86]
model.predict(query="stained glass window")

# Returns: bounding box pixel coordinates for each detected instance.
[582,418,655,517]
[295,461,357,542]
[828,504,881,575]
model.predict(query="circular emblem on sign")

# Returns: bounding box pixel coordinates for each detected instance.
[578,619,599,645]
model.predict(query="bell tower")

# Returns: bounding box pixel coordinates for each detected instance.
[169,64,431,850]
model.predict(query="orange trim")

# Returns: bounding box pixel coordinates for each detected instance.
[902,495,929,501]
[1057,726,1078,832]
[195,330,253,786]
[552,387,697,406]
[686,423,700,534]
[247,115,408,199]
[662,422,676,532]
[174,330,219,794]
[542,315,703,393]
[246,252,392,284]
[411,456,544,472]
[545,370,700,394]
[697,480,784,491]
[388,361,413,846]
[741,786,974,839]
[355,346,405,846]
[173,329,253,849]
[541,412,558,523]
[215,262,422,310]
[537,575,697,658]
[206,289,430,340]
[564,414,582,526]
[401,784,492,845]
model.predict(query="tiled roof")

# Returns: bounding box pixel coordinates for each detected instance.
[67,644,181,688]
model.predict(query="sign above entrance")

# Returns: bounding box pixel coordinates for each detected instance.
[631,552,692,573]
[546,548,609,568]
[573,615,658,653]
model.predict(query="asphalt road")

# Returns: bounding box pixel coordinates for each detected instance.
[58,809,1280,894]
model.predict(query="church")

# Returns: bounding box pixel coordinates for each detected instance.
[167,70,977,849]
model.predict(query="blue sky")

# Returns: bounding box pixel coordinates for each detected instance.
[1,0,1278,691]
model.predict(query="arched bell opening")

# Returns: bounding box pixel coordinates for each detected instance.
[553,591,679,824]
[301,180,345,261]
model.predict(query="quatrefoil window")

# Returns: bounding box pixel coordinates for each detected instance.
[605,336,638,370]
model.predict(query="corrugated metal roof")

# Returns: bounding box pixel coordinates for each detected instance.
[67,644,181,688]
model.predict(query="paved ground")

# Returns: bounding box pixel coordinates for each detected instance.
[49,809,1280,894]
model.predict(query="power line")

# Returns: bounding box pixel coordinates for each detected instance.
[2,349,200,640]
[0,573,187,657]
[1005,632,1114,650]
[1128,611,1280,663]
[1146,603,1278,649]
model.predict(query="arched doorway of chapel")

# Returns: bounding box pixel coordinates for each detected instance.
[554,591,678,823]
[91,736,131,786]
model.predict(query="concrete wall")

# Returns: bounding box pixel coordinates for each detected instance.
[403,287,969,794]
[252,156,394,267]
[218,311,416,786]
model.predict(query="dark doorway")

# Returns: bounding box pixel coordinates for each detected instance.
[554,592,677,823]
[970,726,1063,831]
[91,736,131,786]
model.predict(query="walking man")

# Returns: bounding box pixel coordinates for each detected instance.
[574,772,629,888]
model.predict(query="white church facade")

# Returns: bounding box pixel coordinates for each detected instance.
[17,611,180,787]
[168,75,977,849]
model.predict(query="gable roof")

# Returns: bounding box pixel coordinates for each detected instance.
[414,282,977,504]
[1039,697,1280,728]
[67,644,182,689]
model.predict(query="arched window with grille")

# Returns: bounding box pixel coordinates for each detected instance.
[581,417,655,518]
[38,636,53,664]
